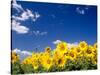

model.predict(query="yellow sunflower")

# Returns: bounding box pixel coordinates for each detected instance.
[52,50,60,65]
[70,46,76,51]
[64,51,70,60]
[85,45,94,58]
[41,55,53,70]
[11,52,20,63]
[79,41,88,52]
[31,59,39,70]
[92,56,97,65]
[93,43,97,50]
[45,47,51,53]
[32,53,40,60]
[56,42,68,55]
[22,56,32,65]
[91,47,97,65]
[75,47,83,57]
[57,56,66,68]
[69,50,77,61]
[93,43,97,54]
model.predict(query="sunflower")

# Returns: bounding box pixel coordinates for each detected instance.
[32,53,40,60]
[57,56,66,68]
[92,56,97,65]
[70,46,76,51]
[52,50,60,65]
[75,47,83,57]
[69,50,77,61]
[11,52,20,63]
[38,53,44,63]
[22,56,32,65]
[41,56,53,70]
[31,59,39,70]
[26,55,39,70]
[56,42,68,55]
[85,45,94,58]
[91,47,97,65]
[93,43,97,55]
[79,41,88,52]
[93,43,97,50]
[64,51,70,60]
[45,47,51,53]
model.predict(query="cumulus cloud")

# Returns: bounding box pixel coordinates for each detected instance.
[53,40,62,44]
[32,30,47,36]
[76,7,89,15]
[12,20,29,34]
[12,0,24,12]
[12,48,21,53]
[67,42,79,49]
[76,7,85,15]
[12,9,40,22]
[53,40,78,49]
[11,0,41,34]
[12,48,32,60]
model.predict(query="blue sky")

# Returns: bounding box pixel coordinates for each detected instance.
[11,1,97,52]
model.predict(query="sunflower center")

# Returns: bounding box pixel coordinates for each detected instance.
[58,59,63,64]
[47,59,51,64]
[60,44,65,50]
[47,48,50,51]
[64,52,68,56]
[87,49,92,54]
[70,53,74,57]
[81,44,85,48]
[77,49,80,53]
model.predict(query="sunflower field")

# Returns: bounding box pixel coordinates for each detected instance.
[11,41,97,74]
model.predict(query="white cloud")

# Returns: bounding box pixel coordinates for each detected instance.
[21,51,32,55]
[12,48,32,60]
[40,32,47,35]
[33,12,41,22]
[53,40,78,49]
[12,0,24,12]
[76,6,89,15]
[12,9,40,22]
[32,30,47,36]
[12,48,32,56]
[67,42,79,49]
[11,0,41,34]
[53,40,62,44]
[12,11,29,21]
[12,0,40,22]
[76,7,85,15]
[12,20,29,34]
[12,48,21,53]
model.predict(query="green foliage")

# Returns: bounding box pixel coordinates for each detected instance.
[11,61,24,74]
[21,64,34,73]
